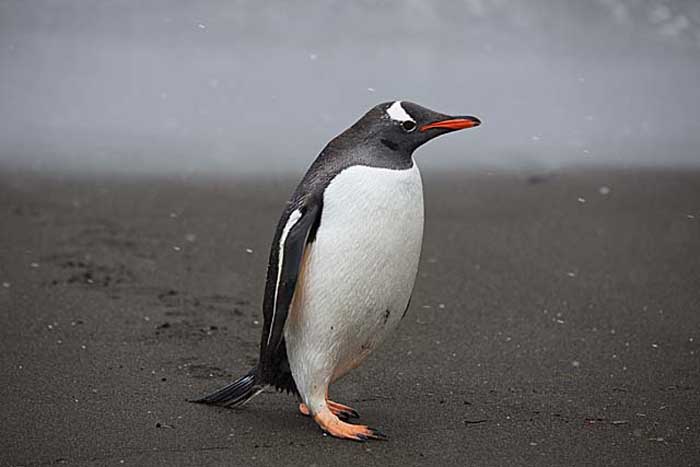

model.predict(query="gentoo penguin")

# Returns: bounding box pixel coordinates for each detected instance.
[194,101,481,441]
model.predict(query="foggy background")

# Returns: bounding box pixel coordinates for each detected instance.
[1,0,699,176]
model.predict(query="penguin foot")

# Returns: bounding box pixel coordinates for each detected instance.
[299,400,359,420]
[328,400,360,419]
[313,409,387,442]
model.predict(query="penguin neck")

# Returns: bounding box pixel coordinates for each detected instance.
[369,142,415,170]
[323,133,415,171]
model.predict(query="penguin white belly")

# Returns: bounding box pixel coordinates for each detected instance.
[285,162,424,406]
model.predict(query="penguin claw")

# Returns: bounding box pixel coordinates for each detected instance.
[327,400,360,419]
[367,427,388,441]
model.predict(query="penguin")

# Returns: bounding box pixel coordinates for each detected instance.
[194,101,481,441]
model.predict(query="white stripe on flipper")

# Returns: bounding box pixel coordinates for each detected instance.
[386,101,414,122]
[266,208,302,347]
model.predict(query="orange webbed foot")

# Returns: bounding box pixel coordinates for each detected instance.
[313,408,387,442]
[299,400,359,420]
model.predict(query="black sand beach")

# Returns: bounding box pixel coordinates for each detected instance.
[1,169,699,466]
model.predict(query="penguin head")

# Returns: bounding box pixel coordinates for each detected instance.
[353,101,481,155]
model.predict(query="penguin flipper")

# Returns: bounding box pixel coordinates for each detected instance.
[261,201,321,367]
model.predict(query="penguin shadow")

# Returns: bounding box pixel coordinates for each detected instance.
[191,389,328,444]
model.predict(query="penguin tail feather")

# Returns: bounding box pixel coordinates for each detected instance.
[190,367,263,408]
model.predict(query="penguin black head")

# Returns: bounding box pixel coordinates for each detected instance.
[342,101,481,155]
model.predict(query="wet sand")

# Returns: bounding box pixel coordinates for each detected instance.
[1,168,699,466]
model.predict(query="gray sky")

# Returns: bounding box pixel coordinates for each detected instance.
[1,0,699,176]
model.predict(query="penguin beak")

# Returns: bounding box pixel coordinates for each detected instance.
[419,116,481,132]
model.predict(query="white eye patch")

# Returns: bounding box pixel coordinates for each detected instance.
[386,101,415,123]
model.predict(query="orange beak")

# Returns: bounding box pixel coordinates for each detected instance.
[419,116,481,132]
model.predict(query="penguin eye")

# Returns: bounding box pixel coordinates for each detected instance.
[401,120,417,132]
